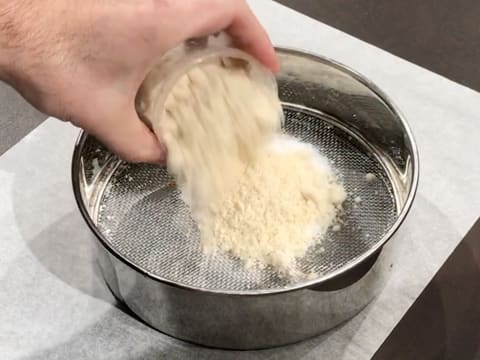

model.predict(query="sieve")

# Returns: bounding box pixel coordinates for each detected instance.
[72,48,418,349]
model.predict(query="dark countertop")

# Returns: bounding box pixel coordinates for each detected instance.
[373,219,480,360]
[0,83,45,155]
[276,0,480,91]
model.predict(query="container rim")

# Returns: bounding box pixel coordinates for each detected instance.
[71,47,419,296]
[139,46,277,141]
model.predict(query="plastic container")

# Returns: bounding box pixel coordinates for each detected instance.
[135,33,278,139]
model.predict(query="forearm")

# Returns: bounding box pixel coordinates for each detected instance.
[0,0,68,86]
[0,1,22,83]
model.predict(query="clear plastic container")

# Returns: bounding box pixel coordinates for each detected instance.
[135,33,278,138]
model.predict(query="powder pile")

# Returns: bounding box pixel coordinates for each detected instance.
[200,137,346,275]
[138,56,346,277]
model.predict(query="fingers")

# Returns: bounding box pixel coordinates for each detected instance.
[166,0,279,73]
[226,3,279,73]
[81,105,167,164]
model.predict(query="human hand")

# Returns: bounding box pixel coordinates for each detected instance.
[0,0,278,162]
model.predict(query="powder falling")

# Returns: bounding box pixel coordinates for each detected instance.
[140,58,282,215]
[138,56,346,277]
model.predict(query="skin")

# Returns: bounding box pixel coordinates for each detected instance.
[0,0,278,163]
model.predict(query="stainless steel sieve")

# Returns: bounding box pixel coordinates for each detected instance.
[72,48,419,349]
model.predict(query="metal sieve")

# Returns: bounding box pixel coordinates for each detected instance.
[92,107,396,291]
[72,48,418,349]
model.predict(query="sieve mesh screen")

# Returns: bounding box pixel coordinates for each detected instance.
[95,106,397,292]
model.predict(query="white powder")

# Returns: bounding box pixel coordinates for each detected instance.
[332,224,342,232]
[365,173,377,182]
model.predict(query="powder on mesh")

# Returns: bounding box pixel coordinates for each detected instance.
[138,59,346,277]
[200,136,346,276]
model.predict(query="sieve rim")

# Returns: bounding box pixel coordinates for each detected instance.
[71,47,419,296]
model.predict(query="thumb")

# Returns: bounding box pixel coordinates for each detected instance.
[80,105,167,164]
